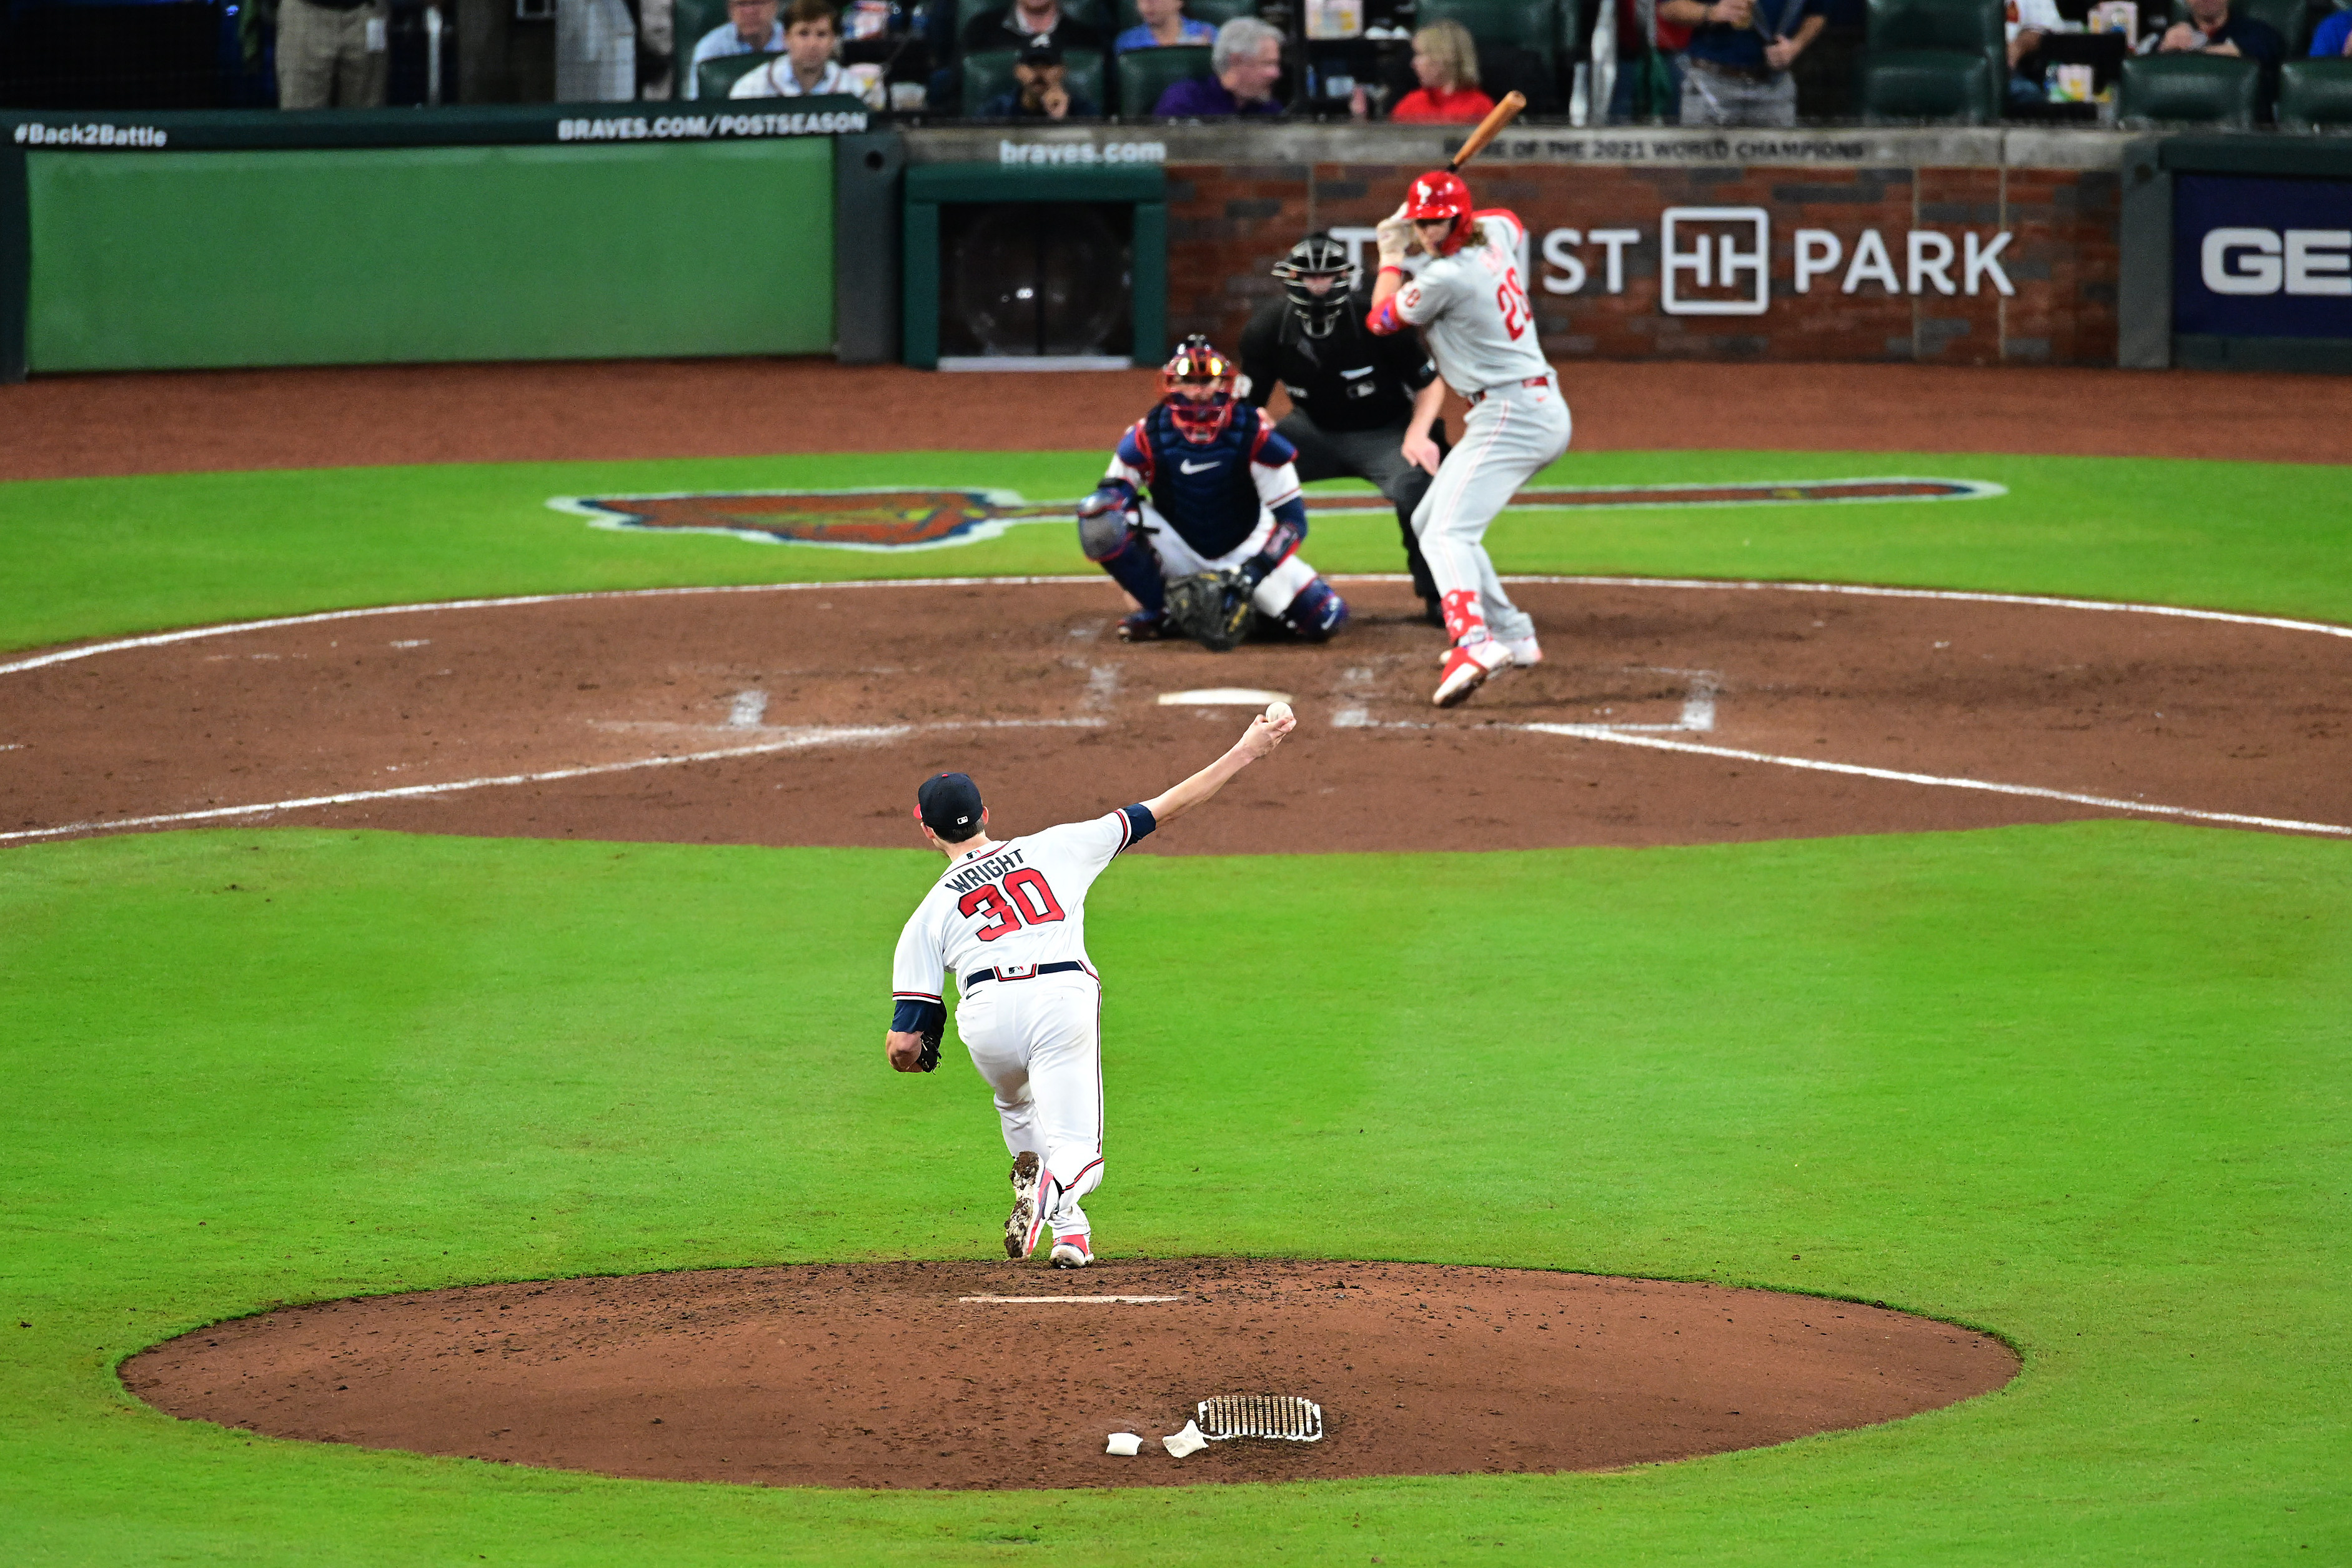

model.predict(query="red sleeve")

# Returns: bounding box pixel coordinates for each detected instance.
[1366,295,1404,335]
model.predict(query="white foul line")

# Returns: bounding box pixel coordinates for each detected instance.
[1508,723,2352,838]
[0,719,1103,845]
[956,1295,1187,1304]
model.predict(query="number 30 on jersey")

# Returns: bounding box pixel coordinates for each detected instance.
[958,869,1066,941]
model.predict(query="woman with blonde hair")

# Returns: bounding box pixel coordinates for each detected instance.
[1388,17,1495,121]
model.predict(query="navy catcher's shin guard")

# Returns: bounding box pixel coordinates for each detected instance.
[1281,578,1349,642]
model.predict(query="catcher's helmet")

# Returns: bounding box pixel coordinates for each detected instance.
[1269,232,1359,339]
[1159,334,1239,445]
[1403,169,1477,256]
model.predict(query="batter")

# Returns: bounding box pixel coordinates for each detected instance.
[1367,169,1574,707]
[886,706,1298,1268]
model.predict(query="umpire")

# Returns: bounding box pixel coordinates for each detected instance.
[1238,232,1449,627]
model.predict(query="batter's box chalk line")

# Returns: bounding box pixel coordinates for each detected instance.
[2,575,2345,843]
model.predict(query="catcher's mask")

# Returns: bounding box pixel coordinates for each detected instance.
[1270,233,1359,339]
[1158,334,1239,445]
[1403,169,1476,257]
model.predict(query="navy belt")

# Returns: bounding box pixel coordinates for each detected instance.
[964,960,1086,988]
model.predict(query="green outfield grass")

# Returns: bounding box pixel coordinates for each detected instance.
[2,444,2348,1566]
[2,449,2350,655]
[3,823,2347,1566]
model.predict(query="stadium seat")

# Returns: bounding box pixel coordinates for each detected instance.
[957,0,1109,32]
[2118,52,2260,124]
[1117,43,1213,113]
[1414,0,1562,74]
[696,51,783,99]
[2278,56,2352,131]
[1111,0,1256,32]
[2166,0,2311,52]
[1861,0,2003,118]
[1860,47,1995,121]
[963,46,1108,112]
[673,0,733,95]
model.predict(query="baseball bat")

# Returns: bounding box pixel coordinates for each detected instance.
[1446,91,1527,172]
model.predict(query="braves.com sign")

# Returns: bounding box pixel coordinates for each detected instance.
[1332,208,2013,317]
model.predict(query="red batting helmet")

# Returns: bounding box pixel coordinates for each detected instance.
[1403,169,1476,256]
[1158,334,1239,445]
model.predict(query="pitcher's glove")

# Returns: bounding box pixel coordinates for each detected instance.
[1166,570,1256,652]
[916,1023,942,1073]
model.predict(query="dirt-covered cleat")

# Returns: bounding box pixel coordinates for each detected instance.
[1433,638,1514,707]
[1503,635,1542,668]
[1005,1151,1042,1259]
[1116,612,1166,643]
[1048,1234,1094,1268]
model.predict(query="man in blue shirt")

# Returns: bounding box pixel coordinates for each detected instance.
[2315,6,2352,55]
[685,0,786,97]
[1660,0,1826,126]
[1153,16,1286,115]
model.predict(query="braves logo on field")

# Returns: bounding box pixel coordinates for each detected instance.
[549,479,2002,552]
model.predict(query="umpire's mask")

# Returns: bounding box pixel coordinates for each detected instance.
[1271,233,1359,340]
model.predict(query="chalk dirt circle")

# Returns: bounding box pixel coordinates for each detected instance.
[124,1259,2018,1490]
[4,577,2347,847]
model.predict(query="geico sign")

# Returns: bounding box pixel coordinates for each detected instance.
[2200,228,2352,296]
[1538,209,2015,314]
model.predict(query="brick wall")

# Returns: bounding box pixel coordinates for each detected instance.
[1165,159,2120,365]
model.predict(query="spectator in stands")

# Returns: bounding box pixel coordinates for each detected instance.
[276,0,390,109]
[1116,0,1216,52]
[977,37,1101,114]
[2141,0,2284,66]
[961,0,1104,59]
[2003,0,2064,104]
[732,0,854,94]
[1153,15,1286,114]
[687,0,786,97]
[1659,0,1825,126]
[2315,4,2352,54]
[1389,18,1496,121]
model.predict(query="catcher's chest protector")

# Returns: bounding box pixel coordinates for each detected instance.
[1140,406,1269,560]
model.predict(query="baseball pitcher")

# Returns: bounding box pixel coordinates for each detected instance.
[1076,335,1351,651]
[886,707,1298,1268]
[1366,170,1574,707]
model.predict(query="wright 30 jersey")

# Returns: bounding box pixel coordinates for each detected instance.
[891,806,1156,1006]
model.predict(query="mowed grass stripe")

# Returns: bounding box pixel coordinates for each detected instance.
[1,823,2346,1565]
[2,449,2349,654]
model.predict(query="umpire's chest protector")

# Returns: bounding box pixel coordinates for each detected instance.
[1141,407,1271,560]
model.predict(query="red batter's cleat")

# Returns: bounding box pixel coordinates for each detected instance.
[1005,1151,1042,1259]
[1433,638,1514,707]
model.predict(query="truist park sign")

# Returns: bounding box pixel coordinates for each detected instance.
[1332,209,2015,317]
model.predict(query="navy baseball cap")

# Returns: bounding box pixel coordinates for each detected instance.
[916,772,985,837]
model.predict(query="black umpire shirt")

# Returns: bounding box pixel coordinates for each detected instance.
[1237,287,1439,435]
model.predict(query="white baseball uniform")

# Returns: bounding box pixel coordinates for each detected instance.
[1387,209,1573,648]
[891,804,1155,1247]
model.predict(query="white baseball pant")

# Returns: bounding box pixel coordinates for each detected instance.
[1410,375,1573,647]
[1137,503,1319,618]
[956,970,1103,1243]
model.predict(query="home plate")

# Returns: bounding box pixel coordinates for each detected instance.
[1157,688,1291,707]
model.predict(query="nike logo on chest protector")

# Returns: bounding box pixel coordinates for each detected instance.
[1179,458,1219,474]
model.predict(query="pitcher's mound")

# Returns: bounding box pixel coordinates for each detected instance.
[125,1258,2016,1489]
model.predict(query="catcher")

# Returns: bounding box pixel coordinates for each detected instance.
[1077,334,1349,650]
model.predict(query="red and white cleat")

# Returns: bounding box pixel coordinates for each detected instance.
[1433,638,1514,707]
[1048,1234,1094,1268]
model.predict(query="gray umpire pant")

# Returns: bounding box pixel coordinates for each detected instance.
[1273,413,1443,606]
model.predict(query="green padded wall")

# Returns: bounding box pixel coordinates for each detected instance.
[26,139,834,371]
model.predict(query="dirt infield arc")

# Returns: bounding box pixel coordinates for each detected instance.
[3,576,2348,850]
[124,1259,2020,1490]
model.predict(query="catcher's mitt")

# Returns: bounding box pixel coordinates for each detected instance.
[1166,570,1255,652]
[916,1023,942,1073]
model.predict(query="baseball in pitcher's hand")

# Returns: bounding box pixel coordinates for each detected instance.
[1401,430,1442,475]
[1241,712,1296,758]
